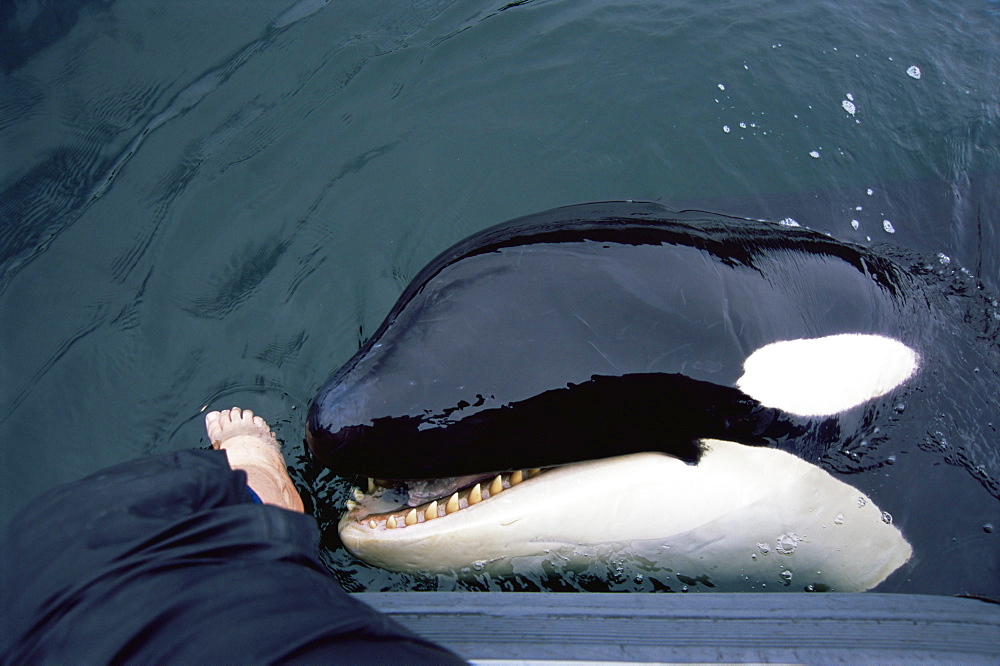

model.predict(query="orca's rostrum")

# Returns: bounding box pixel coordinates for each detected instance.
[307,202,922,591]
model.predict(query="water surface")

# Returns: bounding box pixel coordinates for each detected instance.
[1,0,997,595]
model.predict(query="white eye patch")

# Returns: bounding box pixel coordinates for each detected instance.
[737,333,919,417]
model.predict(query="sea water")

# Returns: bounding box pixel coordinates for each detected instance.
[1,0,997,595]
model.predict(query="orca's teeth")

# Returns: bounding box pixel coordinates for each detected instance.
[353,487,364,502]
[357,468,545,530]
[489,475,504,496]
[367,477,375,493]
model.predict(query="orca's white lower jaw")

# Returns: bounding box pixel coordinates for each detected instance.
[339,440,912,592]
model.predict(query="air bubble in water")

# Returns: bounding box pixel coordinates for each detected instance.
[775,533,800,555]
[779,218,800,227]
[809,150,821,158]
[723,125,731,133]
[857,496,867,508]
[882,219,895,233]
[842,99,856,115]
[612,562,626,582]
[881,511,893,524]
[907,65,922,79]
[780,570,793,585]
[757,542,771,555]
[834,514,845,525]
[851,219,860,230]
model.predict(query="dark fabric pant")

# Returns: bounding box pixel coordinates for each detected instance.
[1,449,463,664]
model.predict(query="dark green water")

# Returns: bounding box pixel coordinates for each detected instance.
[2,0,998,594]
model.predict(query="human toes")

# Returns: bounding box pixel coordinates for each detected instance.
[205,407,248,443]
[234,408,271,433]
[205,410,223,443]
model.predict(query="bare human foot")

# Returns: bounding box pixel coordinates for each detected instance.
[204,407,304,513]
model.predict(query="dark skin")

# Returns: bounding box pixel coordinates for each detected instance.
[307,202,912,480]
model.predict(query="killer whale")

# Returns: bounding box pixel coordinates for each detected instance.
[306,201,928,590]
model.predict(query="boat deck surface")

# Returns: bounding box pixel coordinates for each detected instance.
[356,592,999,663]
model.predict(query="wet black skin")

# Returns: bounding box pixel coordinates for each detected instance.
[306,202,917,480]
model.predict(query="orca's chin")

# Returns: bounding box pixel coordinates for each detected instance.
[339,440,913,593]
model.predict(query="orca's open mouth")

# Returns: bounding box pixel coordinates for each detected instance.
[344,468,546,530]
